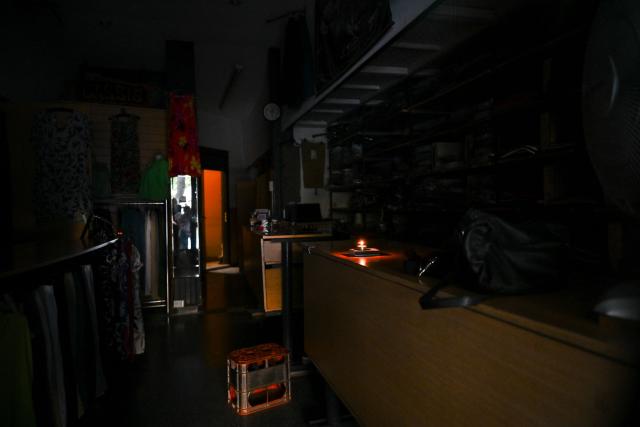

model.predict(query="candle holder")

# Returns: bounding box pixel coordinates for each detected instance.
[347,239,384,257]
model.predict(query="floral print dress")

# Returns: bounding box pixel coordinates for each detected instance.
[110,114,141,194]
[32,111,92,223]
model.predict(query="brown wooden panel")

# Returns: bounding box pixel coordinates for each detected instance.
[304,253,638,427]
[264,267,282,312]
[241,227,263,304]
[263,241,282,264]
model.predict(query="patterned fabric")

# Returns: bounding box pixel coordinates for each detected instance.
[168,94,201,177]
[110,115,140,194]
[32,111,91,223]
[96,238,145,361]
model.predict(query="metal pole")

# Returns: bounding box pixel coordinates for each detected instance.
[165,199,171,316]
[281,240,292,351]
[272,121,282,219]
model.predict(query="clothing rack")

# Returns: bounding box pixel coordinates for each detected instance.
[1,229,146,426]
[0,238,118,286]
[93,199,171,314]
[95,199,166,206]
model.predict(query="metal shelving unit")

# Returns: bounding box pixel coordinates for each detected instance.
[301,0,603,240]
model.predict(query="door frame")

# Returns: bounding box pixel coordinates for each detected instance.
[199,147,230,268]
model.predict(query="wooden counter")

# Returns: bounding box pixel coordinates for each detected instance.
[303,240,639,427]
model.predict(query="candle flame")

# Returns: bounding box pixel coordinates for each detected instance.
[357,239,366,251]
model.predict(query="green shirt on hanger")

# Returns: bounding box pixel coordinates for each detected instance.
[139,157,169,201]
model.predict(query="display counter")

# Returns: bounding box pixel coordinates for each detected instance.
[241,227,332,313]
[303,240,639,426]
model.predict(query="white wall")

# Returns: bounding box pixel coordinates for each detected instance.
[194,39,274,206]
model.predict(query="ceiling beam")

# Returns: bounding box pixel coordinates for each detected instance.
[341,83,382,91]
[296,120,328,128]
[392,41,442,51]
[361,65,409,76]
[324,98,361,106]
[312,108,345,114]
[414,68,440,77]
[429,5,495,21]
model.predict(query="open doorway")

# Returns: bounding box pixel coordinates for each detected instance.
[200,147,230,271]
[203,169,226,270]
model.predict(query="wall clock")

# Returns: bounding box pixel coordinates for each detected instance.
[263,102,281,121]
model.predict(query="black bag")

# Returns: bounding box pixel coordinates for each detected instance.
[419,209,568,309]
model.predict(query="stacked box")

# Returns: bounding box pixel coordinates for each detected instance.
[227,343,291,416]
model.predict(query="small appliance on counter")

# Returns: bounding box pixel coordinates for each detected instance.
[282,203,333,235]
[250,209,271,233]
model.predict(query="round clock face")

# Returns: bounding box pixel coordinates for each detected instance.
[263,102,281,121]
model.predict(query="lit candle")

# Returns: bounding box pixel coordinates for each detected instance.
[357,239,366,251]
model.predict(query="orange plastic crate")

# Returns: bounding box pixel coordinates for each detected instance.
[227,343,291,415]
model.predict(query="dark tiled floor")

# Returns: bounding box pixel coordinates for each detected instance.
[82,270,350,427]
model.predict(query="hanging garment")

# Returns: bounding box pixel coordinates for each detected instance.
[139,157,169,201]
[56,269,108,420]
[144,210,152,296]
[120,207,146,288]
[110,114,141,194]
[168,94,201,177]
[32,285,67,427]
[144,210,160,298]
[96,238,145,361]
[0,311,36,427]
[79,265,107,399]
[55,274,80,421]
[31,111,91,223]
[130,244,145,355]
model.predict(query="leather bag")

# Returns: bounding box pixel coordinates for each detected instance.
[419,209,568,309]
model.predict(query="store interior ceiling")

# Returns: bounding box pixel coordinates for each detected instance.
[3,0,306,117]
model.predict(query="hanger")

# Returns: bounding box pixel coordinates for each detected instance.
[81,213,120,241]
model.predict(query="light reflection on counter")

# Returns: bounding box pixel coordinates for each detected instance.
[333,251,396,268]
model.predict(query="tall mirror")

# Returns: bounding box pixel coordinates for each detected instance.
[170,175,202,311]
